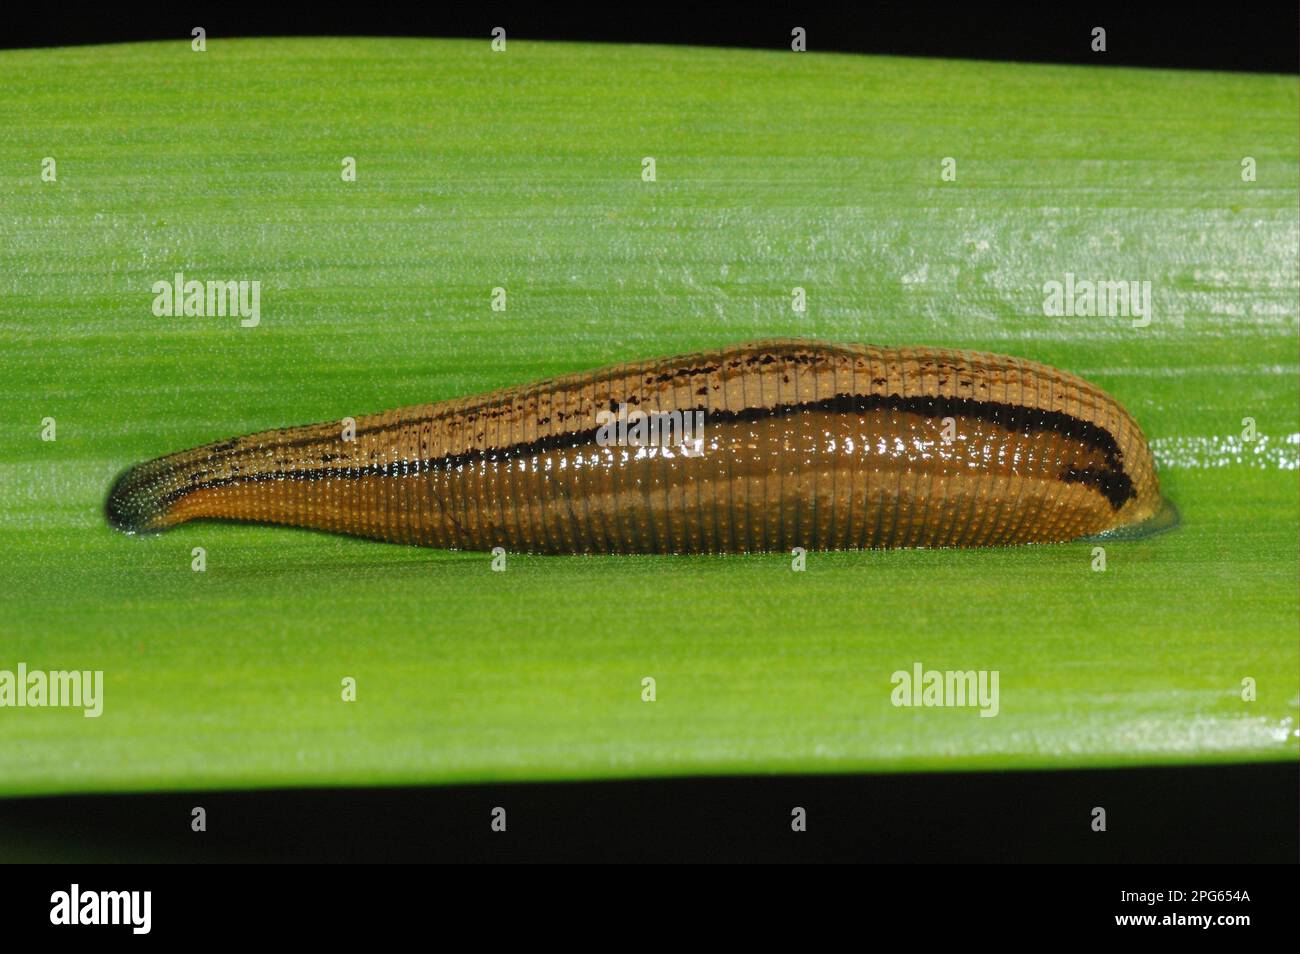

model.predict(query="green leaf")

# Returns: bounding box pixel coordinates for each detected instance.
[1,38,1296,796]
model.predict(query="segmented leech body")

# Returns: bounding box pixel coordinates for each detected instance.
[106,339,1173,553]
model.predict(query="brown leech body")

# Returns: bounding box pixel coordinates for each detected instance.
[106,339,1172,553]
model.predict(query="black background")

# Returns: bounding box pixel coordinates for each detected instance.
[1,2,1296,867]
[2,3,1297,73]
[2,764,1296,863]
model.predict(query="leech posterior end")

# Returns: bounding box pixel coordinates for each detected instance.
[1088,494,1180,542]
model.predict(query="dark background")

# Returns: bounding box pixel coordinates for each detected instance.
[2,3,1296,865]
[2,764,1296,863]
[3,3,1297,73]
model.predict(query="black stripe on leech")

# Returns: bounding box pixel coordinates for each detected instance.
[154,393,1137,514]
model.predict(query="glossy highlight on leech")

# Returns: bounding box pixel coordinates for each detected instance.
[105,339,1174,553]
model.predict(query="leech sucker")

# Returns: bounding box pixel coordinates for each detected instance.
[105,339,1173,553]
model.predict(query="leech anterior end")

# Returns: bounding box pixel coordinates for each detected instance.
[105,339,1173,553]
